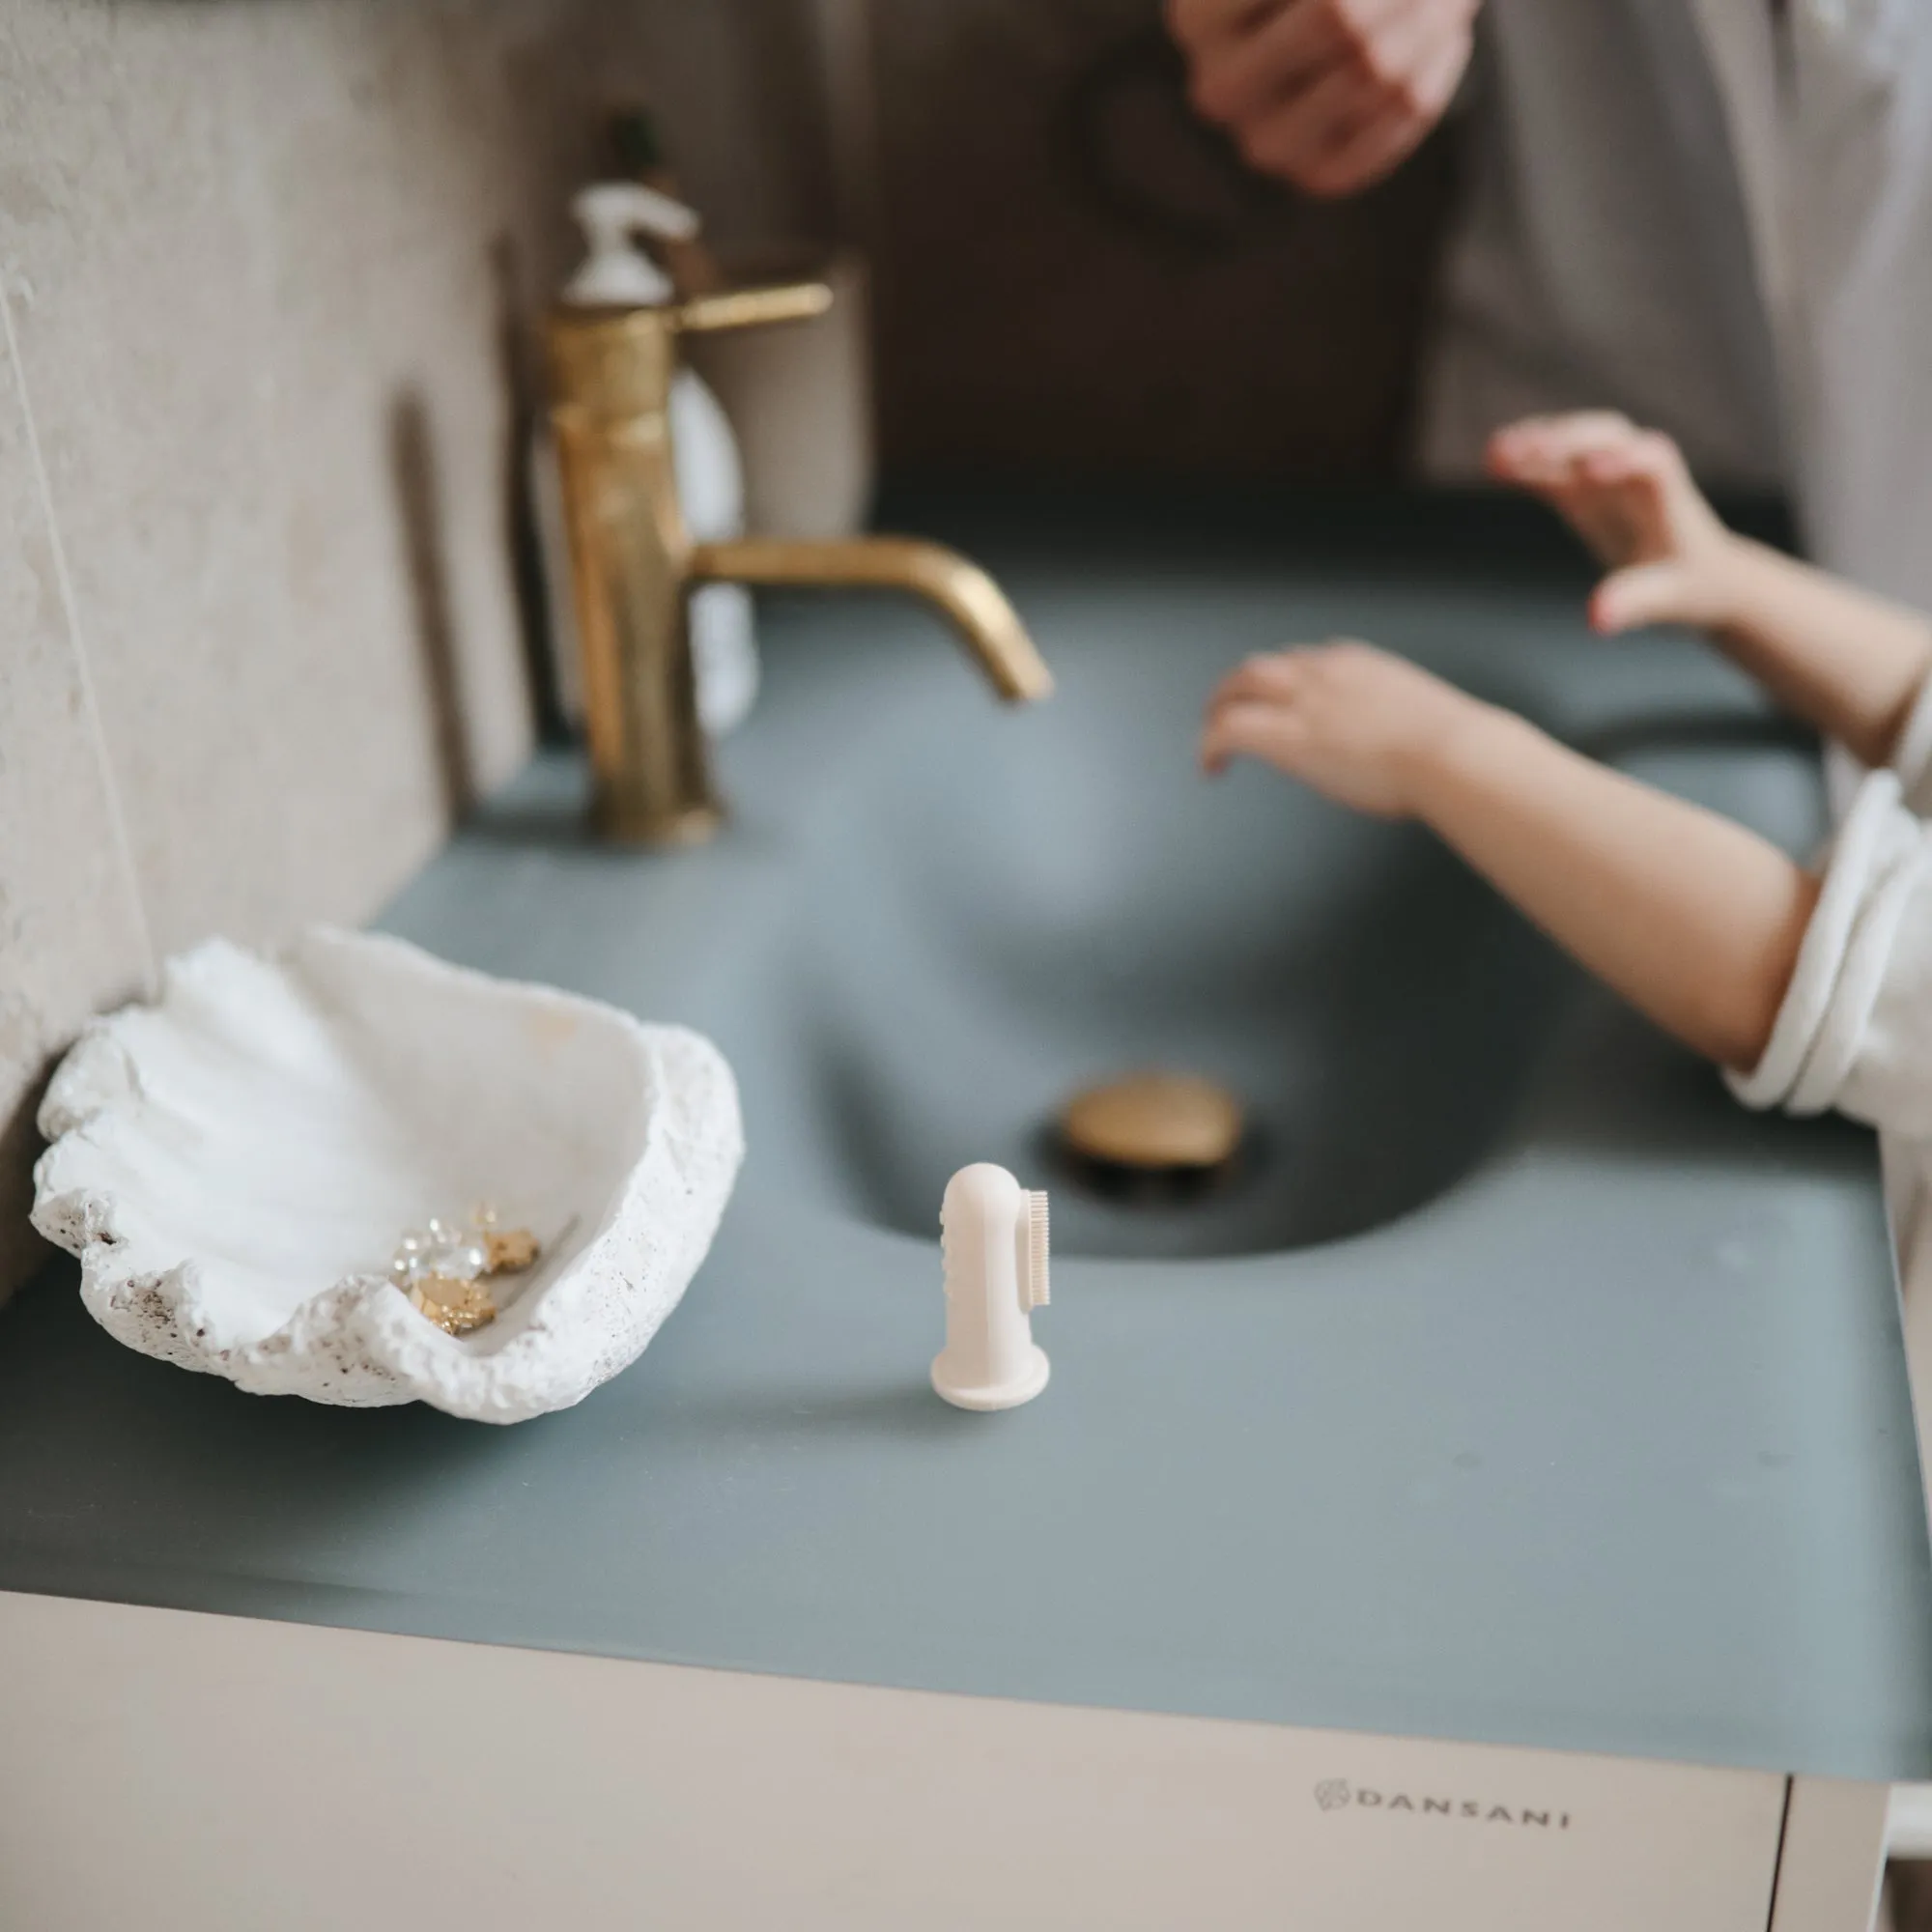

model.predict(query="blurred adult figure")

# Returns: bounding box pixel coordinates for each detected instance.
[1169,0,1932,610]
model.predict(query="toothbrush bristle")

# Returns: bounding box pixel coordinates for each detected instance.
[1028,1189,1050,1307]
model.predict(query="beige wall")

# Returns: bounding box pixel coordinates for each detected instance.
[0,0,798,1296]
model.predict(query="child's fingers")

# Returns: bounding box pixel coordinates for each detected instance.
[1538,412,1640,462]
[1488,411,1638,484]
[1486,422,1566,486]
[1204,651,1311,713]
[1492,441,1587,493]
[1560,467,1655,553]
[1201,689,1293,750]
[1577,448,1646,484]
[1200,696,1309,776]
[1487,412,1573,468]
[1577,432,1677,490]
[1638,429,1697,498]
[1590,560,1693,635]
[1205,639,1378,718]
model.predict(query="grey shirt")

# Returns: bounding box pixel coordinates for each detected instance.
[1420,0,1787,490]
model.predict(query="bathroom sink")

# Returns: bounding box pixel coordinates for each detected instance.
[4,487,1920,1829]
[752,598,1573,1259]
[609,487,1826,1264]
[419,487,1842,1279]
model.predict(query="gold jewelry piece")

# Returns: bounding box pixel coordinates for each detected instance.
[409,1274,497,1337]
[390,1204,543,1337]
[485,1226,540,1274]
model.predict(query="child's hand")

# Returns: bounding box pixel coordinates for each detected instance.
[1199,640,1479,819]
[1486,412,1744,635]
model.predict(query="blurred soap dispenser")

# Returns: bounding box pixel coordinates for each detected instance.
[535,183,760,737]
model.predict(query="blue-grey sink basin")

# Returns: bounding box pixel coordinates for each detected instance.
[765,611,1568,1258]
[2,487,1925,1789]
[642,493,1830,1264]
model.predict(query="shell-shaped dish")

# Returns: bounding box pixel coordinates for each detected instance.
[31,928,744,1424]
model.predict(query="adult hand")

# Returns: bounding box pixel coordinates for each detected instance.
[1167,0,1478,198]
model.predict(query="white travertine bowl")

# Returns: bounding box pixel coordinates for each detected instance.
[31,927,743,1423]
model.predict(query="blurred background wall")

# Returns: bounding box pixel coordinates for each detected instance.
[0,0,1457,1294]
[862,0,1457,477]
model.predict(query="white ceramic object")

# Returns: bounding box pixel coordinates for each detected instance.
[931,1164,1050,1411]
[539,182,761,738]
[30,928,744,1424]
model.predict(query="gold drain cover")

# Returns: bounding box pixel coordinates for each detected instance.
[1058,1071,1244,1172]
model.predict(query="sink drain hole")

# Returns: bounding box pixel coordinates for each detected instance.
[1050,1071,1252,1205]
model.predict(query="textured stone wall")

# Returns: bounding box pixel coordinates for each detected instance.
[0,0,696,1295]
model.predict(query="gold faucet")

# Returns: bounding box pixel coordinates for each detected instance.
[545,282,1054,845]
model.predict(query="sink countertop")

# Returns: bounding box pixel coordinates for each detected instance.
[2,486,1929,1782]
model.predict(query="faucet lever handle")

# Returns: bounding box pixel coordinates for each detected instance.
[674,282,833,336]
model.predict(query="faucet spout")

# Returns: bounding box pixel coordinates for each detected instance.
[689,536,1054,704]
[545,278,1049,846]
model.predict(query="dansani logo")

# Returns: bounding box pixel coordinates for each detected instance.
[1312,1781,1572,1829]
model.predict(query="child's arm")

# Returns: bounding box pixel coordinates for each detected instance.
[1201,643,1820,1068]
[1487,413,1932,770]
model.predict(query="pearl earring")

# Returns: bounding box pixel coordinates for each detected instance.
[390,1203,542,1337]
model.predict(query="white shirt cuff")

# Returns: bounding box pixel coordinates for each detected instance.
[1726,770,1925,1120]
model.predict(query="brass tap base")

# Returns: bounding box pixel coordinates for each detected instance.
[596,799,725,849]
